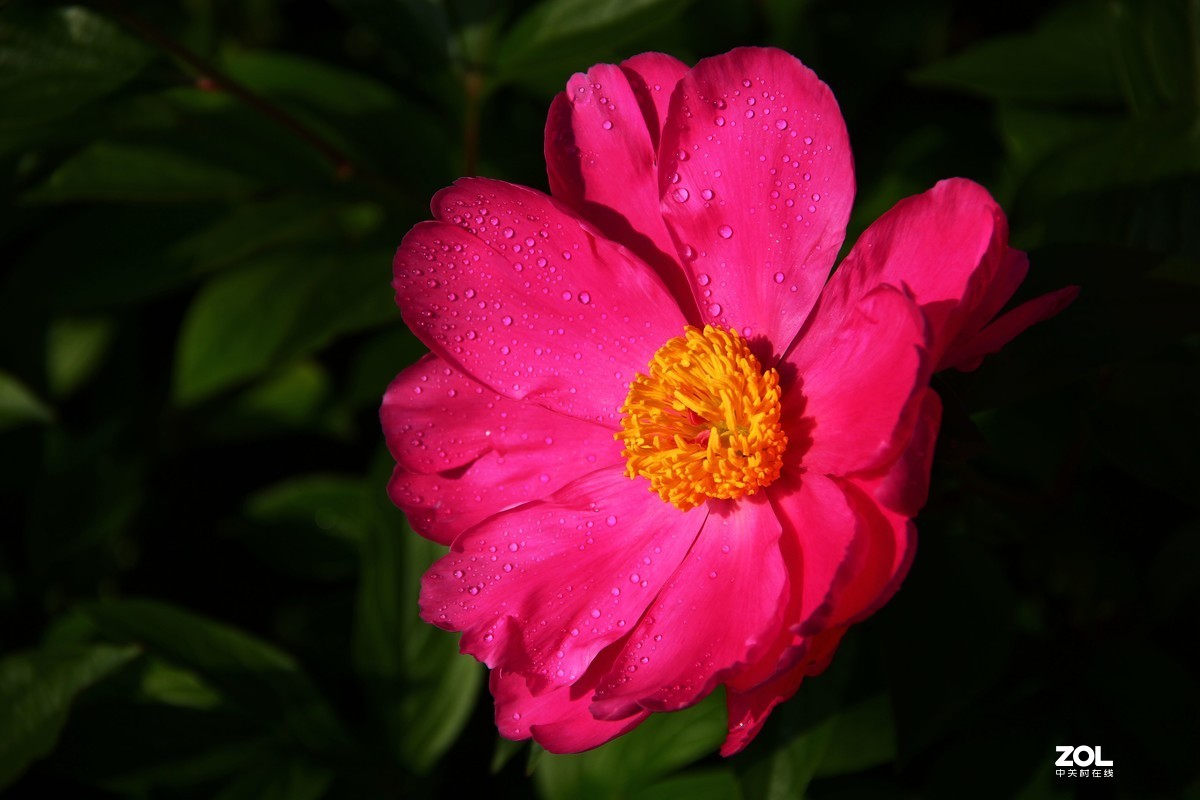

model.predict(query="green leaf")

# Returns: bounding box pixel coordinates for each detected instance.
[0,643,139,789]
[1108,0,1196,113]
[231,473,366,582]
[0,7,150,131]
[213,756,333,800]
[137,658,223,711]
[353,450,483,772]
[173,249,395,404]
[246,474,367,545]
[23,141,259,203]
[911,2,1122,105]
[0,370,53,430]
[813,693,896,777]
[84,599,349,752]
[629,769,742,800]
[201,362,335,441]
[534,691,726,800]
[47,316,114,398]
[495,0,691,84]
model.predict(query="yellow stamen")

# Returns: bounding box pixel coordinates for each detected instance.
[617,325,787,510]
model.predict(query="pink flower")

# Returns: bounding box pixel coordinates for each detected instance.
[382,47,1076,756]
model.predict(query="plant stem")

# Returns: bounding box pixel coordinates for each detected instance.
[98,0,355,180]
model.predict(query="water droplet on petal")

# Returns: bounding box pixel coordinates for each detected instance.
[672,188,690,203]
[606,515,618,526]
[774,271,785,284]
[776,119,788,130]
[602,120,613,130]
[697,273,710,286]
[717,225,733,239]
[709,302,722,316]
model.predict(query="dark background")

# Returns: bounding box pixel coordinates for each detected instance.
[2,0,1198,797]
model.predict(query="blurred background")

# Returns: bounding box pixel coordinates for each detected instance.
[2,0,1198,797]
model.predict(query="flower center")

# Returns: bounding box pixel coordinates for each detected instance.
[617,325,787,511]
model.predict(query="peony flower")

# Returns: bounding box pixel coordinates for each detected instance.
[382,47,1076,756]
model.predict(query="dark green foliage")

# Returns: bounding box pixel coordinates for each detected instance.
[2,0,1197,797]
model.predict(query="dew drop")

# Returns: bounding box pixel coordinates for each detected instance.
[804,136,813,145]
[606,515,618,526]
[602,120,613,130]
[579,291,591,304]
[714,116,725,127]
[697,273,710,286]
[717,225,733,239]
[701,188,714,200]
[776,119,788,130]
[709,302,722,316]
[774,271,785,284]
[672,187,690,203]
[561,290,573,301]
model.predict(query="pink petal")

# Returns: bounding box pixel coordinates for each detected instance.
[658,47,854,358]
[824,179,1005,354]
[720,626,846,756]
[940,285,1081,372]
[724,465,915,697]
[590,495,787,719]
[620,53,689,150]
[383,357,623,544]
[825,177,1076,371]
[857,387,942,517]
[782,284,929,477]
[545,60,695,310]
[420,466,706,693]
[492,643,650,753]
[394,178,687,424]
[766,471,860,635]
[813,479,910,631]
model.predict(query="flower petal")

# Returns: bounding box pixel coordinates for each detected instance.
[620,53,689,149]
[782,284,929,477]
[420,466,706,693]
[492,644,650,753]
[394,178,687,424]
[383,356,623,544]
[720,626,846,756]
[658,46,854,358]
[941,285,1080,372]
[545,60,694,311]
[766,471,860,634]
[590,494,787,719]
[824,177,1076,371]
[857,387,941,517]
